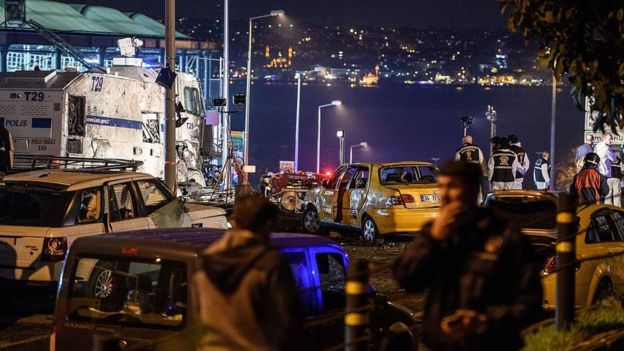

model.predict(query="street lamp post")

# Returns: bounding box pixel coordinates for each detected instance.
[336,130,345,165]
[317,100,341,173]
[294,72,302,172]
[349,142,367,164]
[486,105,497,155]
[244,10,284,166]
[164,0,176,193]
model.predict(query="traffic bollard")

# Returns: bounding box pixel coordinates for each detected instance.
[555,192,577,330]
[345,258,370,351]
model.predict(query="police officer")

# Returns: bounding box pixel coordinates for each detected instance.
[454,135,487,172]
[0,124,14,175]
[508,135,530,189]
[533,151,550,191]
[455,135,487,203]
[488,137,520,190]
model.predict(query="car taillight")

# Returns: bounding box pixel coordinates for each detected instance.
[543,255,581,274]
[401,194,415,204]
[386,196,402,206]
[42,237,67,262]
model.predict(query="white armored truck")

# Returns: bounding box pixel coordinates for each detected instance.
[0,58,207,185]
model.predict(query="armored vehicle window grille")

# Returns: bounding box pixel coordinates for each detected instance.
[0,104,17,116]
[22,104,49,116]
[68,95,85,136]
[67,138,83,154]
[142,117,161,144]
[183,87,201,116]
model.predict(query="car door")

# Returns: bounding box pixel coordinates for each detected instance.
[331,166,357,224]
[343,166,370,227]
[607,209,624,291]
[319,167,345,222]
[106,181,150,232]
[583,209,617,295]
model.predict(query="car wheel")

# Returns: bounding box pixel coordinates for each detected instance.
[302,206,322,234]
[88,261,114,299]
[593,279,614,304]
[361,215,383,246]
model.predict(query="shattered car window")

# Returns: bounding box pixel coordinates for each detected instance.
[0,186,73,227]
[67,256,187,329]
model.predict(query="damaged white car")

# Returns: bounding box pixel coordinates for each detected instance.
[0,168,227,295]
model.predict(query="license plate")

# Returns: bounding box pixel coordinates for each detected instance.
[420,194,439,203]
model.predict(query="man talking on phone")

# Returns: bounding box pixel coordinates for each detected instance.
[393,161,544,350]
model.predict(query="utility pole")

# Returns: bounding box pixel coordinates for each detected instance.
[221,0,230,190]
[164,0,176,193]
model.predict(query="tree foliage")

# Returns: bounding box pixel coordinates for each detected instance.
[498,0,624,132]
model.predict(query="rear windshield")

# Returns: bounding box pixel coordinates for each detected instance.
[380,165,437,185]
[487,199,557,229]
[65,255,187,330]
[0,187,74,226]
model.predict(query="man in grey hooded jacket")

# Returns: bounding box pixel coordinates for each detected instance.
[193,195,303,350]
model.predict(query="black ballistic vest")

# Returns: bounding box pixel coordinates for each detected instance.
[509,144,526,178]
[456,144,480,164]
[491,149,516,182]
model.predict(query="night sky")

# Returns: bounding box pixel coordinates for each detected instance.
[58,0,507,29]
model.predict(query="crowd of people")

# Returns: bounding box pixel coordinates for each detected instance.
[455,134,551,192]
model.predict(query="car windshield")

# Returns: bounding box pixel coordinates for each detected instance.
[0,186,74,226]
[487,199,557,229]
[66,255,187,330]
[380,165,437,185]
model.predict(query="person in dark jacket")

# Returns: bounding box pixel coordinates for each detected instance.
[393,161,544,351]
[0,125,14,174]
[193,195,303,351]
[570,152,609,205]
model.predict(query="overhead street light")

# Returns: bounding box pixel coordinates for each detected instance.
[243,9,285,166]
[337,130,345,165]
[349,142,368,164]
[317,100,342,173]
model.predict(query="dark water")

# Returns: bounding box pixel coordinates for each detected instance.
[232,82,584,180]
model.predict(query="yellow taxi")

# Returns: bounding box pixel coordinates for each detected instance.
[301,161,439,243]
[541,204,624,310]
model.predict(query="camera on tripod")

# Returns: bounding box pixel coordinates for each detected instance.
[461,115,473,125]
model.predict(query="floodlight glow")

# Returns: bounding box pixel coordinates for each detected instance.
[331,100,342,105]
[270,10,285,16]
[336,130,344,138]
